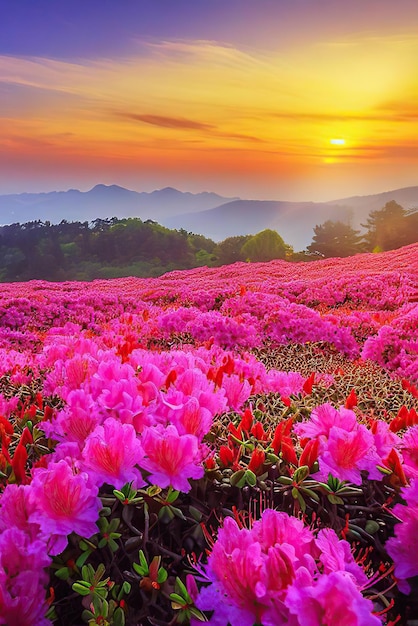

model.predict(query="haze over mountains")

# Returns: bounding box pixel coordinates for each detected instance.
[1,184,417,251]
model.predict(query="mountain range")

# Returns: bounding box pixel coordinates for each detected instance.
[1,184,417,251]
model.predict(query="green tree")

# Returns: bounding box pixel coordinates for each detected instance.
[241,229,287,262]
[362,200,410,251]
[308,220,363,258]
[214,235,251,265]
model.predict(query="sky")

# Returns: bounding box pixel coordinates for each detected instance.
[1,0,418,201]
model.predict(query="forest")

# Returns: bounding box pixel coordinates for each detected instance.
[0,200,416,281]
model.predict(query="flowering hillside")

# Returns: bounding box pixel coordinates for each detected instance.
[0,243,417,625]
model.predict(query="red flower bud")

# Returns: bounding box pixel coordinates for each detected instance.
[345,389,358,409]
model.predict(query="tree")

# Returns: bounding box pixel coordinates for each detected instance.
[308,220,363,258]
[362,201,410,251]
[214,235,251,266]
[241,229,287,262]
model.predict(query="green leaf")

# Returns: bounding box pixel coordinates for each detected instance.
[166,488,180,503]
[300,487,320,502]
[81,610,95,621]
[81,564,93,582]
[230,469,246,487]
[109,538,120,552]
[277,475,293,485]
[158,504,175,522]
[76,550,92,569]
[245,469,257,487]
[293,465,309,484]
[170,505,186,520]
[189,606,208,621]
[170,592,186,605]
[99,506,112,517]
[327,493,344,505]
[72,582,92,596]
[108,518,120,533]
[189,506,203,522]
[55,567,71,581]
[175,577,191,603]
[133,562,147,576]
[113,607,126,626]
[157,567,168,584]
[122,581,132,595]
[138,550,149,572]
[365,520,380,535]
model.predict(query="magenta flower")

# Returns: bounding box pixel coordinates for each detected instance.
[28,460,102,555]
[194,509,378,625]
[400,425,418,479]
[370,419,400,458]
[386,479,418,593]
[82,418,145,489]
[317,424,381,485]
[316,528,368,587]
[0,484,40,541]
[266,370,305,397]
[140,425,204,492]
[251,508,316,568]
[41,389,101,448]
[0,528,52,626]
[294,403,357,440]
[222,374,252,411]
[285,570,382,626]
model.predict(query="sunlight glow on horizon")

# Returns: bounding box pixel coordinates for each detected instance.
[0,17,418,199]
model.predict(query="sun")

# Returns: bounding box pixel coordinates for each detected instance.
[330,138,346,146]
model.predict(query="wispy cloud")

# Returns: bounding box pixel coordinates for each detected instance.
[118,112,214,131]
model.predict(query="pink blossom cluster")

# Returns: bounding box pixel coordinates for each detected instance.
[0,244,416,378]
[294,404,397,485]
[386,479,418,593]
[192,509,381,626]
[362,304,418,381]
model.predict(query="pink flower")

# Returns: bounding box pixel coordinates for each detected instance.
[369,419,400,458]
[82,418,145,489]
[194,509,378,625]
[0,484,39,541]
[317,425,380,485]
[294,403,357,441]
[386,479,418,593]
[29,460,101,555]
[285,570,381,626]
[251,509,316,568]
[266,370,305,397]
[400,425,418,479]
[222,374,252,411]
[0,528,52,626]
[316,528,367,587]
[41,390,101,448]
[140,425,204,492]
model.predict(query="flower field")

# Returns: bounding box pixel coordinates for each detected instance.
[0,243,417,625]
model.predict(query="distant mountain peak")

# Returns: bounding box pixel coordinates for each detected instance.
[89,183,132,193]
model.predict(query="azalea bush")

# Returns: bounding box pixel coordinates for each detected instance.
[0,243,417,625]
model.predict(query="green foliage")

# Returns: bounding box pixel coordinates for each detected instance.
[241,228,287,262]
[213,234,251,265]
[362,200,416,251]
[308,220,363,258]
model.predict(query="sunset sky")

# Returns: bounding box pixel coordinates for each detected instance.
[1,0,418,200]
